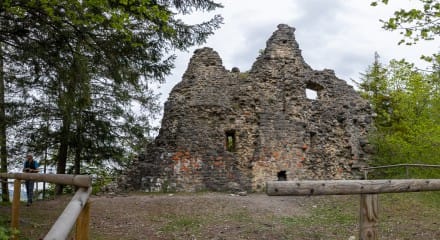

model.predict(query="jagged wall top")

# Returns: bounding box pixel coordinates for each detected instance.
[251,24,311,72]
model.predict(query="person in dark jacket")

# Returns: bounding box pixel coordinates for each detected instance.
[23,154,39,206]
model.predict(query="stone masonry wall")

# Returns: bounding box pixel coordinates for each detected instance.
[122,24,374,192]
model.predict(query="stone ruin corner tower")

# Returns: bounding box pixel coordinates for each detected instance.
[122,24,374,192]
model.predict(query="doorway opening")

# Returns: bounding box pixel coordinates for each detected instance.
[277,171,287,181]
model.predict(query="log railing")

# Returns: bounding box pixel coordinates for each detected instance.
[0,173,92,240]
[362,163,440,179]
[267,179,440,240]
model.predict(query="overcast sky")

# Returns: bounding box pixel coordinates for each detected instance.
[151,0,438,126]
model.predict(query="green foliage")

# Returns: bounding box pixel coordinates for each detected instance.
[358,52,390,127]
[0,215,18,240]
[358,55,440,178]
[371,0,439,45]
[0,227,10,240]
[82,163,121,193]
[0,215,7,240]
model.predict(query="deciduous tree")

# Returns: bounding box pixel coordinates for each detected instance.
[371,0,439,45]
[359,57,440,178]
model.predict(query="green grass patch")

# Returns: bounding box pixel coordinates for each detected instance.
[226,209,253,222]
[277,193,440,239]
[276,197,358,239]
[160,215,204,234]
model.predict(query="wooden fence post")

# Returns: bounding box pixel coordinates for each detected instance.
[11,179,21,240]
[75,200,91,240]
[359,194,378,240]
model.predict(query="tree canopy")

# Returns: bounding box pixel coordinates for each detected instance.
[358,54,440,178]
[366,0,440,178]
[371,0,439,45]
[0,0,223,195]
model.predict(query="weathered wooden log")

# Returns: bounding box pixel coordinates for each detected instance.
[44,187,92,240]
[266,179,440,196]
[0,173,91,187]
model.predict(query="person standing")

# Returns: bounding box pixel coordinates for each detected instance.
[23,154,39,206]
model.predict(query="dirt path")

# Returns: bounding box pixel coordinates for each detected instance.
[89,192,317,239]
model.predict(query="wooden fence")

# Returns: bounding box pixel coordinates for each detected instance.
[267,179,440,240]
[362,163,440,179]
[0,173,92,240]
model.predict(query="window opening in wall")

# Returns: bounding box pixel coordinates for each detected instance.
[309,131,317,147]
[305,88,318,100]
[277,171,287,181]
[225,130,236,152]
[305,81,324,100]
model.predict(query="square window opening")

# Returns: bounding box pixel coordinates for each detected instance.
[305,88,318,100]
[277,171,287,181]
[305,81,324,100]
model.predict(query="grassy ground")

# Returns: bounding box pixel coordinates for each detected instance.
[0,191,439,239]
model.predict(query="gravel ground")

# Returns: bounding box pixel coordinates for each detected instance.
[2,191,439,239]
[89,192,316,239]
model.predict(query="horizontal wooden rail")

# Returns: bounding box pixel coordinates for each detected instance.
[1,173,92,240]
[44,187,92,240]
[363,163,440,170]
[266,179,440,196]
[0,173,91,187]
[362,164,440,179]
[266,179,440,240]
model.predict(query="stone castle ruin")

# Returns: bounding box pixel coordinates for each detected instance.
[123,24,374,192]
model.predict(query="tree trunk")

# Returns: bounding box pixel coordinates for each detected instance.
[74,118,83,175]
[74,141,81,175]
[73,127,82,191]
[55,116,70,195]
[55,63,76,195]
[0,44,9,202]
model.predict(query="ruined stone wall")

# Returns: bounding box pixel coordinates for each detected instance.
[122,24,374,192]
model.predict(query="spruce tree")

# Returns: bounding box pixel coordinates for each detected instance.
[1,0,223,194]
